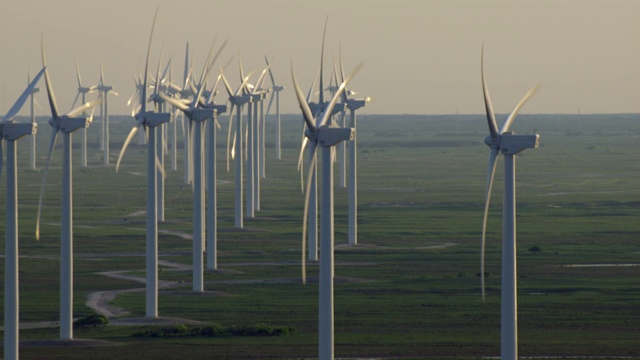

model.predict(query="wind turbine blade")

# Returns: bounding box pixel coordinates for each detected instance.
[226,102,235,172]
[264,55,276,86]
[253,64,271,92]
[141,7,160,114]
[291,63,315,132]
[338,46,349,103]
[306,68,320,103]
[301,143,319,285]
[220,71,234,98]
[159,92,189,111]
[480,147,499,302]
[70,92,81,110]
[192,40,228,110]
[318,15,328,105]
[100,57,106,85]
[481,45,499,139]
[237,69,256,97]
[500,83,542,134]
[318,62,363,127]
[153,36,167,98]
[76,60,83,88]
[41,36,59,119]
[264,90,275,118]
[66,99,100,118]
[2,67,46,122]
[116,119,143,172]
[35,128,59,241]
[297,136,309,193]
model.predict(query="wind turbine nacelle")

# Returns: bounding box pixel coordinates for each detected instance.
[249,93,263,102]
[143,112,172,128]
[1,122,37,141]
[500,133,540,155]
[273,85,285,91]
[230,95,251,106]
[347,98,368,111]
[190,108,216,122]
[318,127,355,147]
[206,104,227,115]
[58,117,90,133]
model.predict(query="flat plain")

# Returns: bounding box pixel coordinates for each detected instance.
[1,113,639,359]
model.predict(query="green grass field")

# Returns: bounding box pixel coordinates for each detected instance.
[1,113,639,359]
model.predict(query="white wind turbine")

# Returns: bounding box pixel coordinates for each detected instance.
[147,41,170,223]
[293,60,362,360]
[159,41,227,291]
[221,70,253,228]
[337,52,371,245]
[36,38,100,340]
[479,47,541,360]
[116,8,172,318]
[264,56,285,161]
[239,61,270,217]
[97,60,118,166]
[2,66,45,360]
[27,67,41,169]
[71,61,97,167]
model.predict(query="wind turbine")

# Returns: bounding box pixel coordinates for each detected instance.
[240,61,270,217]
[338,52,371,245]
[479,47,540,360]
[293,59,362,360]
[71,61,96,167]
[221,70,253,228]
[97,60,118,166]
[36,39,100,341]
[159,40,227,291]
[2,66,45,360]
[148,41,170,223]
[264,57,285,161]
[27,67,41,169]
[116,8,172,318]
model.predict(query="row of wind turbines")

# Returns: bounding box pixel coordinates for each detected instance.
[2,11,541,360]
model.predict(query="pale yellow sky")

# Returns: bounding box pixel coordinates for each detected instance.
[1,0,638,115]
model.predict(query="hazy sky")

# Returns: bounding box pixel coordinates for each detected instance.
[1,0,638,116]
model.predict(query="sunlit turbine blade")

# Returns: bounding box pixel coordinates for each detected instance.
[481,45,499,139]
[318,62,363,127]
[291,63,315,132]
[226,102,235,172]
[480,147,499,302]
[116,119,144,172]
[41,36,60,119]
[500,83,541,134]
[66,99,100,118]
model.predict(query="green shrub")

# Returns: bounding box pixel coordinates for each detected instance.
[73,314,109,328]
